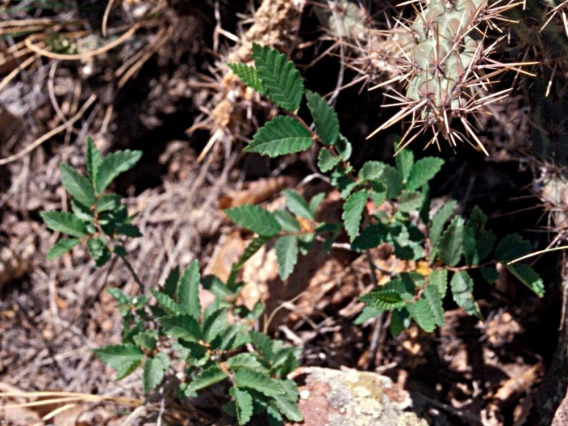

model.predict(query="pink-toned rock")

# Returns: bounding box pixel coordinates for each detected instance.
[290,367,428,426]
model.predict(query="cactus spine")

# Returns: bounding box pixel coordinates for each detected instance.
[368,0,519,154]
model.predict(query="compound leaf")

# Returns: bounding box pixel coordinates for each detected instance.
[306,90,339,145]
[245,116,312,157]
[252,44,304,111]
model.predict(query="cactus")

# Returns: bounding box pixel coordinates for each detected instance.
[367,0,521,154]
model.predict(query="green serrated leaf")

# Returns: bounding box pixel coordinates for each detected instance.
[163,268,179,298]
[177,260,201,318]
[225,204,281,237]
[86,137,103,184]
[342,190,368,242]
[252,44,304,111]
[275,235,299,280]
[480,266,499,284]
[228,63,265,93]
[463,206,496,265]
[71,200,94,222]
[158,315,201,342]
[46,238,80,260]
[274,210,301,232]
[351,222,388,251]
[306,90,339,145]
[143,353,169,394]
[133,330,158,351]
[406,297,437,332]
[360,289,405,310]
[429,200,457,259]
[406,157,444,191]
[230,387,254,425]
[422,284,445,327]
[118,223,142,238]
[429,269,448,298]
[309,192,325,216]
[227,353,265,371]
[389,309,409,336]
[505,263,545,297]
[94,344,144,380]
[437,216,464,267]
[353,305,383,325]
[396,148,414,180]
[318,148,341,173]
[246,116,312,157]
[381,165,403,199]
[60,163,95,206]
[151,289,181,315]
[218,324,250,351]
[283,189,313,219]
[270,381,303,422]
[330,166,357,199]
[250,331,273,359]
[336,134,352,161]
[495,234,532,262]
[186,364,228,394]
[94,149,143,194]
[398,191,424,213]
[358,161,384,181]
[233,368,284,397]
[86,236,111,267]
[40,211,88,238]
[450,271,481,318]
[95,194,121,213]
[237,237,271,271]
[202,308,228,343]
